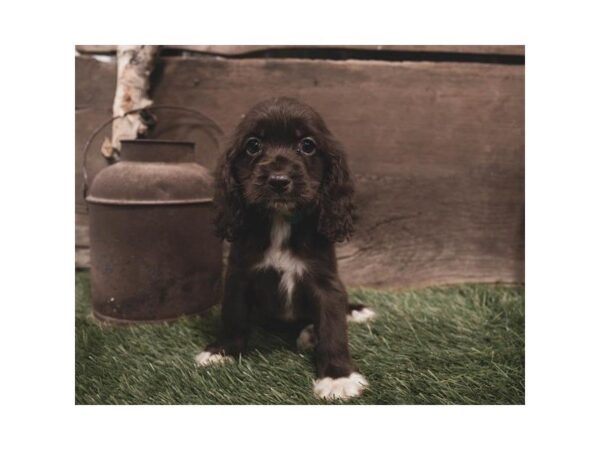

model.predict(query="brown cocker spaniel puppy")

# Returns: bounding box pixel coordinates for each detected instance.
[195,97,375,400]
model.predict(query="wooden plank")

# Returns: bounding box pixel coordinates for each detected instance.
[75,56,524,288]
[76,45,525,56]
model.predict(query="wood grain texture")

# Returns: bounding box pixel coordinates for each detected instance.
[75,55,524,288]
[76,45,525,56]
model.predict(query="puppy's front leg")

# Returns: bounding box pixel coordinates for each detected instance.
[311,280,368,400]
[195,267,249,367]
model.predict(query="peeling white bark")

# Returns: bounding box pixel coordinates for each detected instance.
[103,45,159,158]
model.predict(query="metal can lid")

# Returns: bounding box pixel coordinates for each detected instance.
[86,140,214,205]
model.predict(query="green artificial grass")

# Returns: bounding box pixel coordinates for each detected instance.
[76,271,524,405]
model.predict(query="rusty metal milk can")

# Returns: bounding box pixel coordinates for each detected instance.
[86,139,222,323]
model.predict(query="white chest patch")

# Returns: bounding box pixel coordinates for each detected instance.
[255,216,306,317]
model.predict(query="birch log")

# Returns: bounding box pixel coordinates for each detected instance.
[101,45,159,158]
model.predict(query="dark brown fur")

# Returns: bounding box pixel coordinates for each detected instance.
[204,97,364,381]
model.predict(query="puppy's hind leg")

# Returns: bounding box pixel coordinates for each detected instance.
[296,324,317,352]
[298,304,376,350]
[347,303,376,323]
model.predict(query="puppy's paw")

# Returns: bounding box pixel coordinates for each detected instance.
[194,351,234,367]
[296,324,317,352]
[347,307,376,323]
[313,372,369,400]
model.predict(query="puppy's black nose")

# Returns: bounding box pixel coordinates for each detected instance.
[268,174,291,193]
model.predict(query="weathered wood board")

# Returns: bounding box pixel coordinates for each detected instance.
[76,45,524,56]
[75,53,524,288]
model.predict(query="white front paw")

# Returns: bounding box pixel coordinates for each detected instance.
[194,351,234,367]
[313,372,368,400]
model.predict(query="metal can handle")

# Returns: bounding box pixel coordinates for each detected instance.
[81,105,223,201]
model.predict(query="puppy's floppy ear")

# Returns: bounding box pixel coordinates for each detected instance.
[213,144,245,241]
[318,137,356,242]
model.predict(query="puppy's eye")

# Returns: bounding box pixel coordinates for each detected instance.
[299,137,317,155]
[244,137,262,156]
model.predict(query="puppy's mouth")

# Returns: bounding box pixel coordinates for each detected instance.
[268,198,296,213]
